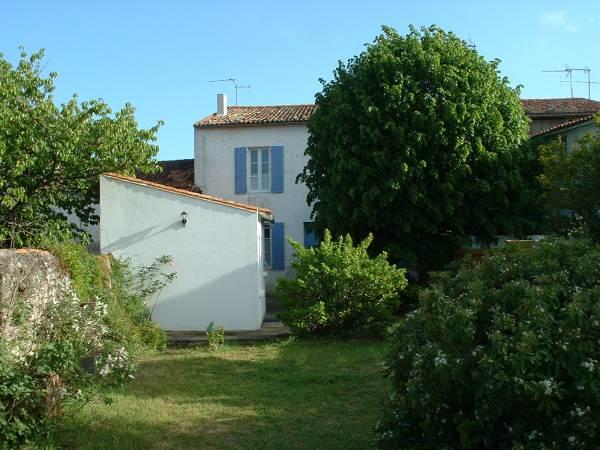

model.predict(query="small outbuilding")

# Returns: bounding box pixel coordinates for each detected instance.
[99,173,273,331]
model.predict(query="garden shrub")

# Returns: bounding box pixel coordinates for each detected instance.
[277,230,406,336]
[44,241,170,353]
[376,237,600,449]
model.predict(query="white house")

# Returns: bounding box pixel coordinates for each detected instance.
[99,173,273,331]
[194,94,318,291]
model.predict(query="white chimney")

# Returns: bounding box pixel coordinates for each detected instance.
[217,93,227,115]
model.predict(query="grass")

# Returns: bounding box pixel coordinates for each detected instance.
[51,337,388,450]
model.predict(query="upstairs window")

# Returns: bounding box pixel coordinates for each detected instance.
[249,147,270,192]
[234,146,284,195]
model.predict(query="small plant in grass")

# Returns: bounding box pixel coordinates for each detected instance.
[206,322,225,351]
[276,229,406,337]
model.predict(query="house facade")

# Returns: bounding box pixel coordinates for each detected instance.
[194,95,318,291]
[99,173,273,331]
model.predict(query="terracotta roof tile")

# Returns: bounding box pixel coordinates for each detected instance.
[102,173,272,215]
[195,105,317,128]
[530,115,595,138]
[137,159,198,192]
[521,98,600,116]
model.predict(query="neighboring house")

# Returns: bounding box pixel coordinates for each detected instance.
[194,94,318,291]
[530,114,598,151]
[522,98,600,135]
[99,173,273,331]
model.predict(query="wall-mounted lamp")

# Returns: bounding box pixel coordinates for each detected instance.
[181,211,188,227]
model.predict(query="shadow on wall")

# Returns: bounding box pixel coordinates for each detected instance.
[150,261,264,332]
[103,222,181,254]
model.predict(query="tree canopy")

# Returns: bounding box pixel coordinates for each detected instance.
[0,49,161,248]
[299,25,537,269]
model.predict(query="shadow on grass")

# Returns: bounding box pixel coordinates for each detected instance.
[54,339,388,450]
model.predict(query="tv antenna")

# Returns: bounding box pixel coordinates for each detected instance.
[543,66,592,99]
[209,78,251,105]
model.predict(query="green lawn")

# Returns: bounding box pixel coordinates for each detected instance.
[52,338,388,449]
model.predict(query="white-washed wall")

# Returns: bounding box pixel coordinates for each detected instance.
[100,176,265,331]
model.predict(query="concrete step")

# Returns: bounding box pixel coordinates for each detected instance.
[167,321,291,343]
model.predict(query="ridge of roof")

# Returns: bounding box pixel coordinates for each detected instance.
[102,173,272,214]
[530,114,596,138]
[521,98,600,116]
[194,104,318,128]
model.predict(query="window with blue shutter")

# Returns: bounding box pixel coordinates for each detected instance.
[271,222,285,271]
[271,146,284,193]
[303,222,319,248]
[234,147,247,194]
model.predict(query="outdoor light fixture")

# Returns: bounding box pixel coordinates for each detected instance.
[181,211,188,227]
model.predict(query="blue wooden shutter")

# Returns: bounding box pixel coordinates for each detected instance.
[303,222,319,248]
[234,147,247,194]
[271,146,284,193]
[271,222,285,270]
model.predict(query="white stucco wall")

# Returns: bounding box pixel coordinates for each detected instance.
[99,175,266,331]
[194,124,313,291]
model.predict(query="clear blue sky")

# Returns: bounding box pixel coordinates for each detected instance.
[2,1,599,160]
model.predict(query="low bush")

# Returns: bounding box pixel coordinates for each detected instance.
[277,230,406,337]
[376,237,600,449]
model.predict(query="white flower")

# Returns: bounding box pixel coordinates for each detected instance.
[581,359,596,372]
[434,350,447,367]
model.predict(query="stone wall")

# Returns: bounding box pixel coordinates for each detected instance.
[0,249,71,355]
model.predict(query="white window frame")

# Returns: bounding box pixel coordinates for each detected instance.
[248,147,271,193]
[263,222,272,267]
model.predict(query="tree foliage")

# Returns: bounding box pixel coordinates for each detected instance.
[537,117,600,240]
[0,49,161,247]
[300,25,535,269]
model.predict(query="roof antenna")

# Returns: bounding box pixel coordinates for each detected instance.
[209,78,251,105]
[543,66,593,99]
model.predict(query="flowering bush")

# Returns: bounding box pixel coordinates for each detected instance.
[0,265,132,445]
[277,230,406,336]
[376,237,600,449]
[0,241,174,445]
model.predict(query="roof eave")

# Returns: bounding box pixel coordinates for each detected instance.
[194,120,309,129]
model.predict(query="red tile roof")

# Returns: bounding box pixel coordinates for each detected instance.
[195,105,317,128]
[530,115,595,138]
[521,98,600,117]
[102,173,272,214]
[137,159,198,192]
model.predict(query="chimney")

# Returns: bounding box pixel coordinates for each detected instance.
[217,93,227,115]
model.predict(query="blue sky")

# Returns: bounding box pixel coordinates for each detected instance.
[2,1,598,159]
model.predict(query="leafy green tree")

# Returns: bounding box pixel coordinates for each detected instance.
[300,25,536,270]
[0,49,161,247]
[537,116,600,240]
